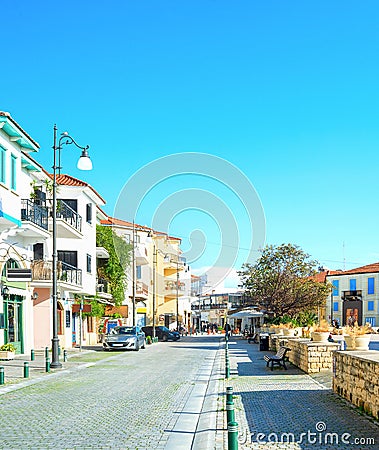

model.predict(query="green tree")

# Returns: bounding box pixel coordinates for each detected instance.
[239,243,331,319]
[96,225,132,306]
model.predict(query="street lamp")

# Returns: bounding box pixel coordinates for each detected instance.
[51,124,92,369]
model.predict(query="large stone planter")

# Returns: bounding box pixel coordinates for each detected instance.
[354,334,372,350]
[311,331,329,343]
[344,335,355,350]
[283,329,296,337]
[0,350,15,360]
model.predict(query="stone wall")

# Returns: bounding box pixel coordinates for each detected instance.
[286,339,341,373]
[333,351,379,420]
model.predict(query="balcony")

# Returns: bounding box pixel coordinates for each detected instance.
[191,303,229,311]
[136,280,149,299]
[31,259,82,290]
[164,280,185,298]
[49,201,82,238]
[342,290,362,300]
[97,277,112,301]
[20,199,50,239]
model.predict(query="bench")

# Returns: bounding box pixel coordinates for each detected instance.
[264,346,291,371]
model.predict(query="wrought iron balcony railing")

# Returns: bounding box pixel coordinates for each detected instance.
[31,260,82,286]
[21,199,48,230]
[51,200,82,233]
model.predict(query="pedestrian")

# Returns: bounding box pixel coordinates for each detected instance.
[224,322,231,338]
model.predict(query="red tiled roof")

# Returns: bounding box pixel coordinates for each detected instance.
[101,216,151,230]
[311,269,343,283]
[327,262,379,277]
[101,216,182,242]
[52,174,106,204]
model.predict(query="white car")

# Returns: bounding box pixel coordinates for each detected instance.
[103,326,146,351]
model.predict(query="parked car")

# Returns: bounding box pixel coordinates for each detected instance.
[103,326,146,351]
[142,326,180,342]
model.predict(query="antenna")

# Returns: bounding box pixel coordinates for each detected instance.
[343,241,346,270]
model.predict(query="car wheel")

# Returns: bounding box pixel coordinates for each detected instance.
[162,335,168,342]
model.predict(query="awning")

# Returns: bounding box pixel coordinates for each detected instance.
[229,309,263,318]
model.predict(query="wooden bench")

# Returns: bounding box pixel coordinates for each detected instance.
[264,346,291,371]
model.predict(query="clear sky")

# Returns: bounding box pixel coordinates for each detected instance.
[2,1,379,282]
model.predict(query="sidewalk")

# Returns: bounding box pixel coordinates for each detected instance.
[0,346,110,394]
[223,337,379,449]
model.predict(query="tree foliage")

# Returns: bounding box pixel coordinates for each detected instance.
[239,243,331,318]
[96,225,132,306]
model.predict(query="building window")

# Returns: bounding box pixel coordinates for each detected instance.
[58,250,78,268]
[87,316,94,333]
[87,254,92,273]
[136,265,142,279]
[33,243,44,260]
[0,146,5,184]
[10,154,17,190]
[368,301,375,311]
[61,199,78,211]
[349,279,357,291]
[333,302,339,312]
[86,203,92,224]
[368,277,375,295]
[332,280,339,296]
[366,317,376,327]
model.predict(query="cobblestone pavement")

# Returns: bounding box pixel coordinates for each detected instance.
[225,337,379,450]
[0,335,225,450]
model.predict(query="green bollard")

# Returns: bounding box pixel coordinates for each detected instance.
[45,356,50,373]
[226,399,235,424]
[227,421,239,450]
[226,386,233,403]
[0,366,4,385]
[63,349,68,362]
[31,349,35,361]
[226,358,230,379]
[45,347,49,359]
[24,361,29,378]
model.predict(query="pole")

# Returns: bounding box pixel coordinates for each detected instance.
[132,221,136,326]
[176,258,179,331]
[152,245,156,340]
[51,125,62,369]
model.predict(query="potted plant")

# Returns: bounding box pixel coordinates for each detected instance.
[343,323,372,350]
[146,336,152,345]
[0,343,16,360]
[311,320,331,342]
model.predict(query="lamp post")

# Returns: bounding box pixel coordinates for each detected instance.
[51,124,92,369]
[176,258,179,332]
[132,221,136,326]
[152,244,157,340]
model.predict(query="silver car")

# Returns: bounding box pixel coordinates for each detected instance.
[103,326,146,351]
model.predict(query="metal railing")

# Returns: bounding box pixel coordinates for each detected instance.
[52,200,82,233]
[191,303,229,310]
[21,199,48,230]
[97,277,110,294]
[31,260,82,286]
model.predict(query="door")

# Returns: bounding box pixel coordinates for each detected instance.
[4,295,24,354]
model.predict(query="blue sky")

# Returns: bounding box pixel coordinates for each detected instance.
[2,1,379,277]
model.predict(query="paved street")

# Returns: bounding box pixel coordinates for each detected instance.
[226,338,379,450]
[0,335,224,450]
